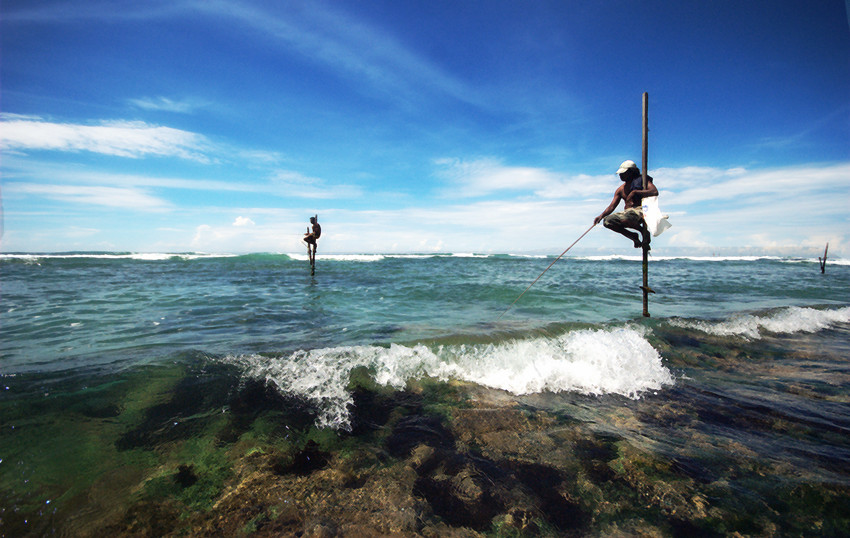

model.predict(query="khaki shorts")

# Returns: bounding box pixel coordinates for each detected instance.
[604,207,643,228]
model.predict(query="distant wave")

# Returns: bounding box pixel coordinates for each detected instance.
[287,253,387,262]
[572,254,848,264]
[274,252,496,262]
[669,306,850,339]
[222,325,673,430]
[3,251,846,265]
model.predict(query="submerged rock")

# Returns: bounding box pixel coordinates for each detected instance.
[386,414,456,457]
[44,374,850,537]
[273,440,331,476]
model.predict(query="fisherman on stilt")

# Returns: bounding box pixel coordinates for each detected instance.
[303,215,321,275]
[593,160,657,250]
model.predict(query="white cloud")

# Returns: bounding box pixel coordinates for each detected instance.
[436,157,553,196]
[233,216,255,227]
[4,155,848,256]
[0,116,211,161]
[129,160,849,256]
[665,228,711,249]
[239,149,287,165]
[653,163,850,206]
[196,0,477,107]
[7,182,170,211]
[64,226,102,238]
[5,1,477,105]
[2,160,272,195]
[190,220,304,253]
[271,170,362,199]
[434,160,849,211]
[435,157,613,199]
[128,96,209,113]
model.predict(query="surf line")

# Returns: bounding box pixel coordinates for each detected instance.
[497,222,597,321]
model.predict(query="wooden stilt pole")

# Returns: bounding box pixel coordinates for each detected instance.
[307,227,315,275]
[819,242,828,274]
[641,92,651,317]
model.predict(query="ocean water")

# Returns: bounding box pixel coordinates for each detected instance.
[2,252,850,535]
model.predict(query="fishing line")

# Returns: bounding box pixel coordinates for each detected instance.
[497,222,597,321]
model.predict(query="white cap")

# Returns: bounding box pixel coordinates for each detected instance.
[617,160,638,174]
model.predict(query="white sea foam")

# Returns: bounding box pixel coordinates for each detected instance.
[820,258,850,266]
[224,326,672,430]
[442,327,673,398]
[224,344,453,429]
[385,254,441,259]
[288,253,387,262]
[507,253,548,258]
[286,253,493,261]
[571,255,850,264]
[670,306,850,339]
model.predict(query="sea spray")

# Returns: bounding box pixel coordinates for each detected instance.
[670,306,850,339]
[224,326,673,429]
[443,326,673,398]
[224,344,457,429]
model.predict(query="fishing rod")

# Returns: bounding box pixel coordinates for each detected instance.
[497,222,597,321]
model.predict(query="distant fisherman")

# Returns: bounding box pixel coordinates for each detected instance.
[303,215,321,273]
[593,160,657,249]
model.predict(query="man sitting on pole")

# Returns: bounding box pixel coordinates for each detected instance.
[593,160,658,249]
[303,215,321,270]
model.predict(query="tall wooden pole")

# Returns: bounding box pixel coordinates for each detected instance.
[641,92,650,317]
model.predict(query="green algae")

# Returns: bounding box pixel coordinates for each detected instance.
[0,363,184,535]
[4,334,850,537]
[137,437,233,514]
[418,378,473,421]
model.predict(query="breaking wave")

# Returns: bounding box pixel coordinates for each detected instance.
[222,326,673,430]
[669,306,850,339]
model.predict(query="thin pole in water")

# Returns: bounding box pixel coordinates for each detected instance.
[497,223,596,321]
[306,226,315,276]
[641,92,651,317]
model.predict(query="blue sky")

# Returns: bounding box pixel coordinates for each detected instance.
[2,0,849,256]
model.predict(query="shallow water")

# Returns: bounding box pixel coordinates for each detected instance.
[2,253,849,535]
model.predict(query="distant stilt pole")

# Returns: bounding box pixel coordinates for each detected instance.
[307,227,315,275]
[641,92,651,317]
[819,242,828,274]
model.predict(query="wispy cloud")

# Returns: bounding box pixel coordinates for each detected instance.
[232,216,255,227]
[3,157,362,204]
[2,160,257,194]
[652,163,850,206]
[434,157,612,199]
[7,183,170,211]
[435,158,556,197]
[191,220,297,252]
[2,1,188,23]
[0,115,212,161]
[194,0,478,107]
[271,170,362,199]
[128,96,210,114]
[750,104,850,151]
[3,0,493,111]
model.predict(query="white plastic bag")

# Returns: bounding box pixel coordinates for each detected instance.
[641,196,671,237]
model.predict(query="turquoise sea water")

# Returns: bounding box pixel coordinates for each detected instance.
[2,252,850,535]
